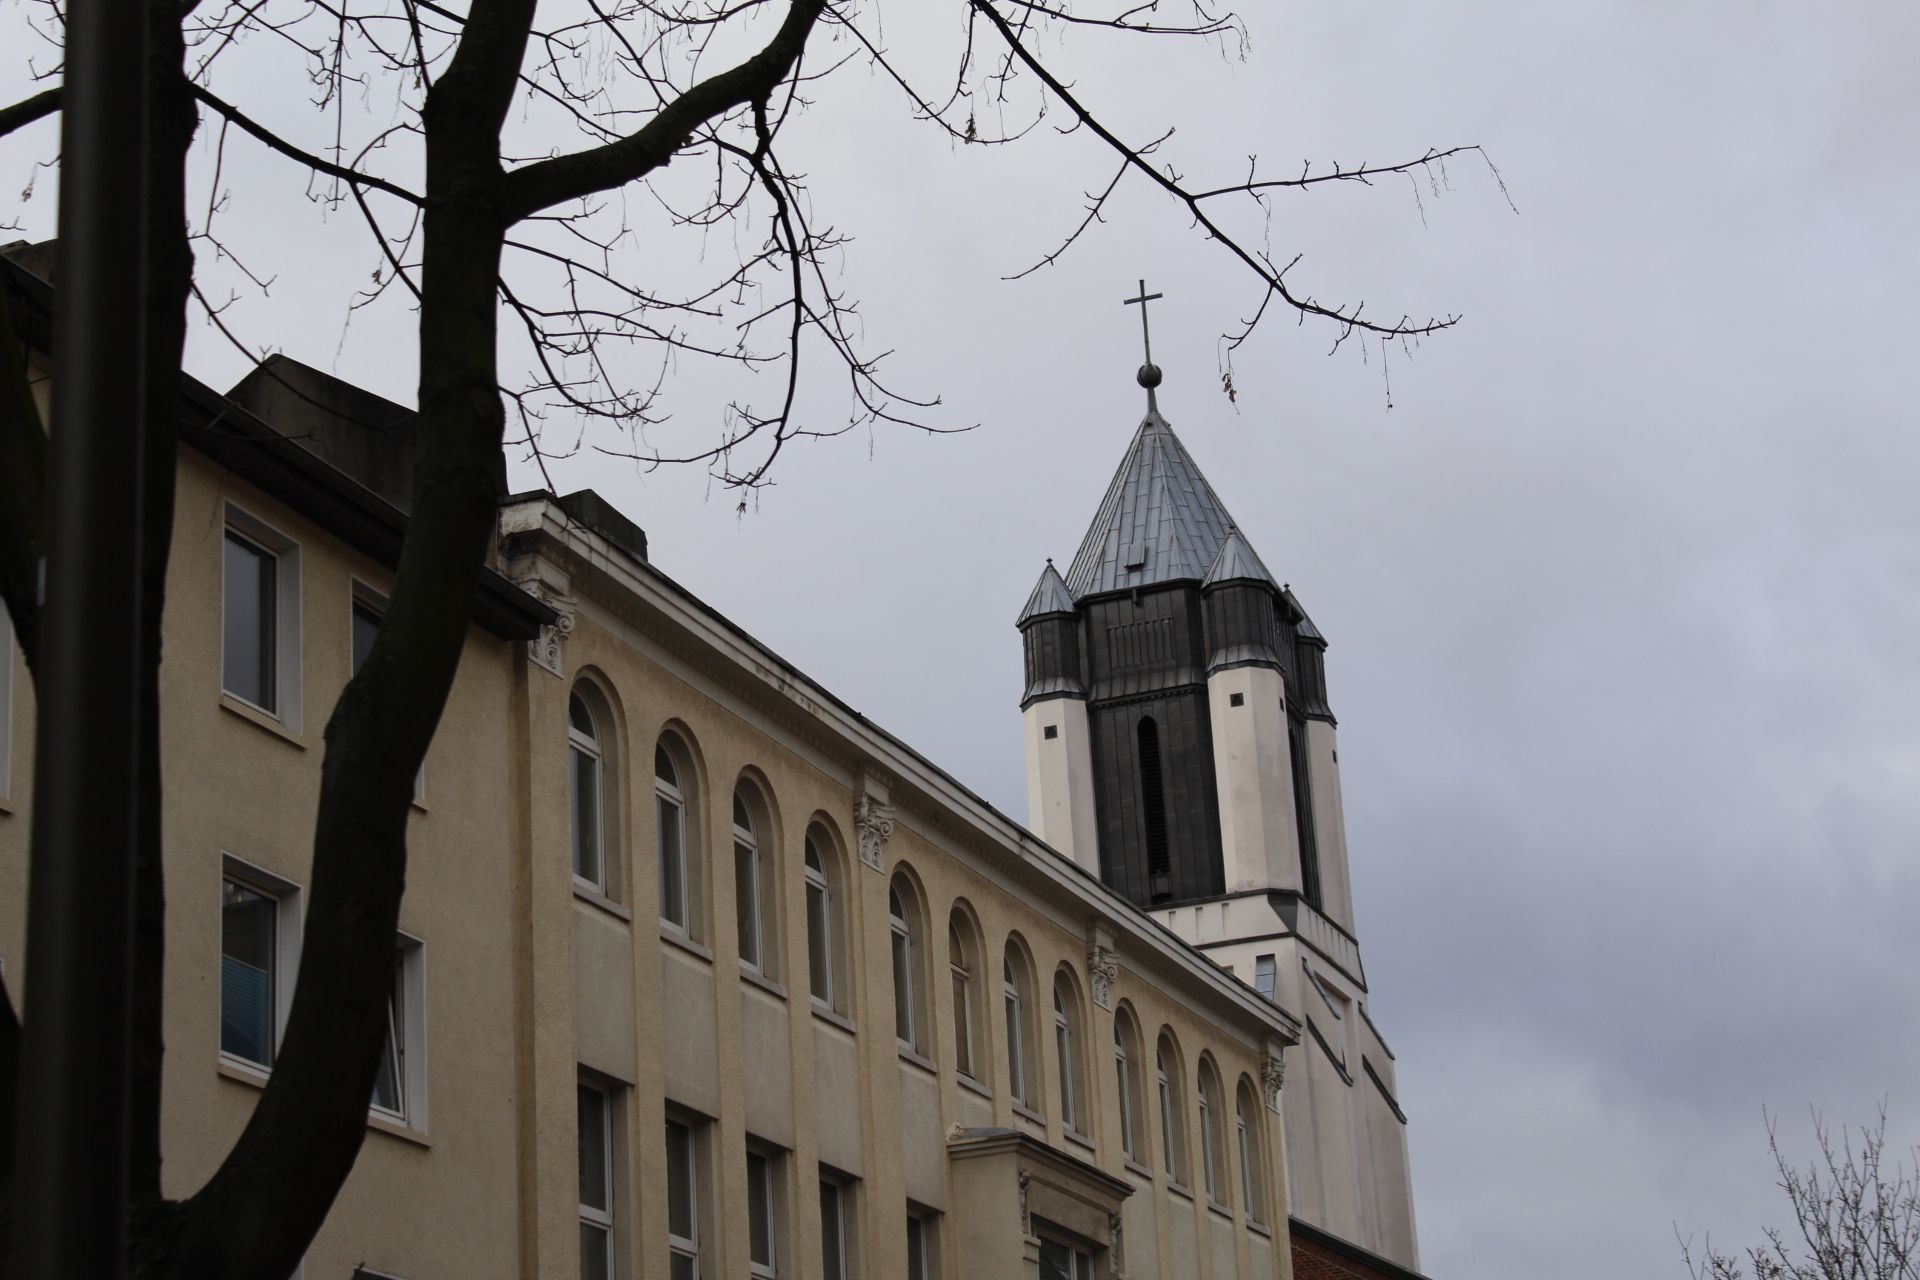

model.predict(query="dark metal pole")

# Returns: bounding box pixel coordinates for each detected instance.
[9,0,151,1271]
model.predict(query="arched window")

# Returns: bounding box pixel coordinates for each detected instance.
[656,736,699,936]
[803,829,844,1010]
[1236,1077,1267,1225]
[889,873,927,1055]
[1156,1032,1188,1185]
[733,783,778,979]
[1053,971,1086,1136]
[1138,717,1172,900]
[949,910,983,1082]
[570,691,605,892]
[1114,1008,1147,1165]
[1003,942,1038,1111]
[1198,1059,1228,1205]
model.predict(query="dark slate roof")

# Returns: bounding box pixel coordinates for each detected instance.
[1017,560,1076,624]
[1282,586,1325,642]
[1063,405,1242,598]
[1202,528,1278,589]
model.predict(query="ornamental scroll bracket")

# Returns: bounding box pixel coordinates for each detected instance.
[1086,923,1119,1010]
[1262,1042,1287,1113]
[853,766,895,874]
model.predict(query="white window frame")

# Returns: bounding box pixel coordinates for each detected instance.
[218,853,302,1073]
[1157,1038,1185,1185]
[350,580,426,805]
[579,1077,616,1280]
[1053,978,1079,1135]
[906,1207,938,1280]
[1003,952,1032,1109]
[1236,1085,1265,1225]
[745,1143,784,1279]
[949,921,976,1082]
[734,791,766,977]
[890,885,917,1053]
[221,502,302,730]
[666,1114,704,1279]
[370,932,427,1131]
[804,836,836,1010]
[1199,1068,1222,1204]
[1114,1021,1137,1162]
[819,1175,854,1280]
[1254,954,1276,1001]
[656,744,690,934]
[572,692,607,893]
[1038,1235,1094,1280]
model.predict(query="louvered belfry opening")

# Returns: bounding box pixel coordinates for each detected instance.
[1138,717,1173,901]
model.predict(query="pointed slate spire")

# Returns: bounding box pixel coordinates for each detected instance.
[1282,586,1325,643]
[1203,527,1279,590]
[1062,404,1241,599]
[1017,559,1076,625]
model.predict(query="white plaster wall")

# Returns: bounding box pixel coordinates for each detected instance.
[1022,697,1100,873]
[1205,666,1301,894]
[1303,721,1356,932]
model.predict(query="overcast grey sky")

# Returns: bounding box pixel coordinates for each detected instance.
[9,2,1920,1275]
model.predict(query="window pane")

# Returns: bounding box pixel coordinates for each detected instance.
[222,533,275,709]
[658,795,685,927]
[1038,1239,1071,1280]
[573,746,601,886]
[819,1182,843,1280]
[806,882,831,1002]
[580,1222,611,1280]
[371,949,403,1114]
[669,1255,696,1280]
[735,842,760,968]
[892,931,913,1045]
[1004,992,1024,1101]
[906,1216,926,1280]
[351,600,381,676]
[748,1151,773,1266]
[220,881,276,1066]
[654,742,677,787]
[578,1085,609,1211]
[951,970,972,1077]
[666,1119,694,1241]
[1057,1020,1075,1129]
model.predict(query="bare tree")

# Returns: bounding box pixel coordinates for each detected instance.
[1681,1108,1920,1280]
[0,0,1499,1274]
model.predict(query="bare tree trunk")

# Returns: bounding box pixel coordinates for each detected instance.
[130,0,196,1211]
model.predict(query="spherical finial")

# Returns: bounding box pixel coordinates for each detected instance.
[1137,362,1163,389]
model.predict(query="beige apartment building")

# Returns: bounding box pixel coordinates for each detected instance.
[0,249,1319,1280]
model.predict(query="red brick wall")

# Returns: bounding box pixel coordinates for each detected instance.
[1290,1233,1418,1280]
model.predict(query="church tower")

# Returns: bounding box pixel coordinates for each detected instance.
[1018,299,1423,1273]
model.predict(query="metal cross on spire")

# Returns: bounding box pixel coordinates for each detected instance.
[1124,278,1166,396]
[1124,278,1163,364]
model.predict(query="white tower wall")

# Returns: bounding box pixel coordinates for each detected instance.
[1205,664,1302,894]
[1022,696,1100,875]
[1304,719,1356,930]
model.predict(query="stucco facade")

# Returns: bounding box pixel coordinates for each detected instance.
[0,248,1316,1279]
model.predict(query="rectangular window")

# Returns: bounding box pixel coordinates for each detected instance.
[1254,955,1276,1001]
[219,856,299,1071]
[735,840,761,971]
[349,584,425,803]
[666,1117,701,1280]
[222,529,277,710]
[806,876,832,1004]
[221,505,302,727]
[658,793,687,931]
[370,934,426,1129]
[1038,1238,1093,1280]
[819,1177,853,1280]
[906,1210,938,1280]
[747,1147,783,1278]
[579,1080,615,1280]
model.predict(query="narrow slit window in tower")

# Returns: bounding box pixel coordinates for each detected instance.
[1139,717,1172,900]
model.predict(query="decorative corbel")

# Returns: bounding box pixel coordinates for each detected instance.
[853,766,895,873]
[1262,1041,1287,1113]
[1085,922,1119,1010]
